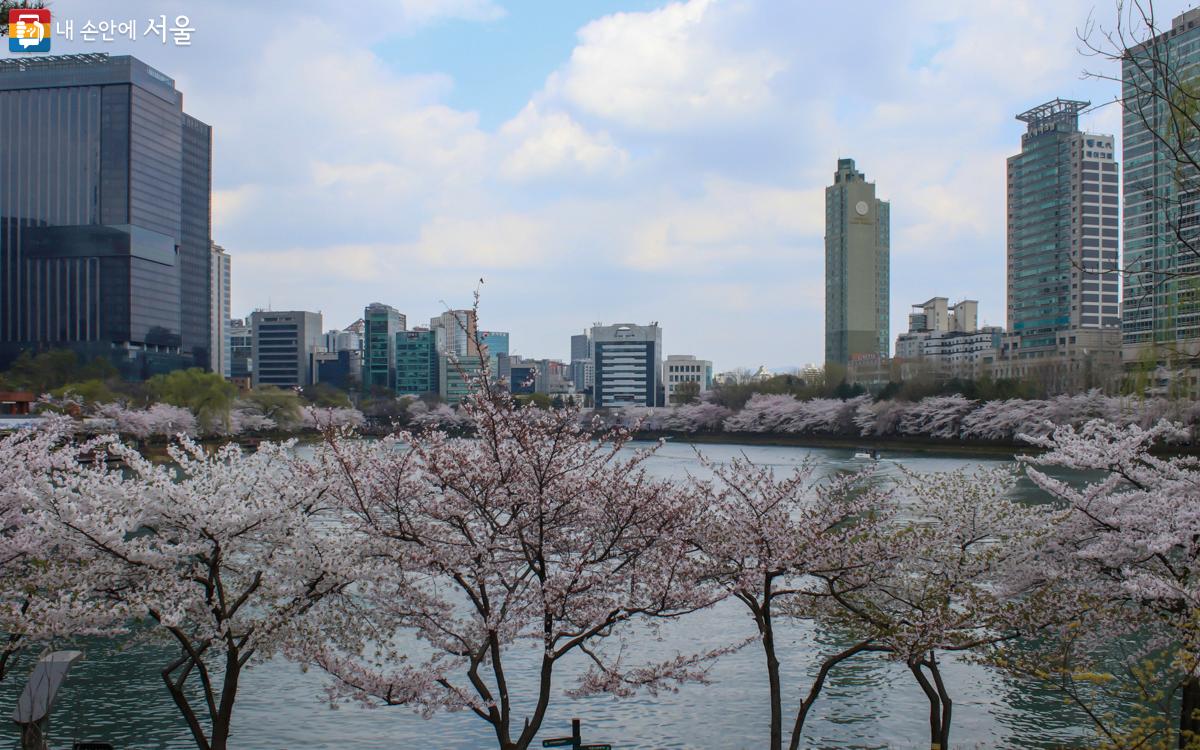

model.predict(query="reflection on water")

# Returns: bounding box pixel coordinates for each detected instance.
[0,443,1100,749]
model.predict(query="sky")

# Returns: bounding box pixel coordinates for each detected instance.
[20,0,1193,371]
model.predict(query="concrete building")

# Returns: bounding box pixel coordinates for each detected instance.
[430,309,478,357]
[571,332,590,362]
[1122,7,1200,393]
[395,330,439,397]
[0,54,214,377]
[664,355,713,403]
[250,310,322,389]
[439,353,484,405]
[323,328,361,354]
[209,244,231,378]
[591,323,663,408]
[1002,98,1121,389]
[906,298,978,335]
[825,158,890,366]
[362,303,406,391]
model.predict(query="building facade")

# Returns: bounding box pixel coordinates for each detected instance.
[250,310,322,389]
[323,328,361,354]
[591,323,663,408]
[313,350,361,391]
[1003,98,1120,388]
[430,309,478,358]
[480,331,509,359]
[395,330,438,397]
[1122,8,1200,393]
[663,354,713,402]
[0,54,214,377]
[210,244,231,378]
[439,353,483,405]
[230,318,252,384]
[362,303,405,391]
[825,158,890,366]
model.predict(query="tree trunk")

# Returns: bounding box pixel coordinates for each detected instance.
[208,650,242,750]
[909,659,943,750]
[1181,676,1200,749]
[788,640,876,750]
[759,595,783,750]
[927,657,952,750]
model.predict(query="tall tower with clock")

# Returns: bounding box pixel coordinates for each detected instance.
[824,158,891,367]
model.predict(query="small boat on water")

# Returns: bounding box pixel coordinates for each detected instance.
[852,449,881,460]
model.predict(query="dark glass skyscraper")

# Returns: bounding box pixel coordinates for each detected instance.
[0,53,213,377]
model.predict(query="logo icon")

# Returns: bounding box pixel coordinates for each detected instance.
[8,9,51,53]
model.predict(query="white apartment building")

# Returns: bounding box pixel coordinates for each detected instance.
[663,354,713,402]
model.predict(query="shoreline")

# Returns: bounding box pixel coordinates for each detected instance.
[631,430,1031,457]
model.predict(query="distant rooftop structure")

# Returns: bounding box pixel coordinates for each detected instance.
[1016,98,1090,139]
[1016,98,1089,124]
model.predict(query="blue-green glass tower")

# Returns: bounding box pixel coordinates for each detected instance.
[362,303,404,390]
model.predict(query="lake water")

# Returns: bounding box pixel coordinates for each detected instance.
[0,441,1100,750]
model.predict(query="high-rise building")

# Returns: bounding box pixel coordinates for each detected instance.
[230,318,252,383]
[570,330,592,393]
[663,354,713,403]
[395,330,438,397]
[362,303,406,390]
[181,113,214,369]
[0,54,215,377]
[430,309,478,357]
[250,310,322,389]
[480,331,509,359]
[210,244,231,378]
[571,332,590,362]
[825,158,890,366]
[1122,8,1200,391]
[439,353,484,405]
[591,323,663,408]
[999,98,1121,389]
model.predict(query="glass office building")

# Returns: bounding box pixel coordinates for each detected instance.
[0,54,213,377]
[1122,8,1200,384]
[1005,99,1119,351]
[395,330,438,397]
[362,303,406,390]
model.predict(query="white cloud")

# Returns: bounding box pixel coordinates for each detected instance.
[549,0,786,131]
[499,104,629,182]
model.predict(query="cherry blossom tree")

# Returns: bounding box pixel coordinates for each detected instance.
[40,437,351,750]
[818,466,1057,750]
[404,399,471,431]
[305,387,720,750]
[90,402,198,439]
[662,401,732,432]
[1020,420,1200,748]
[689,455,895,750]
[300,405,365,431]
[0,418,120,681]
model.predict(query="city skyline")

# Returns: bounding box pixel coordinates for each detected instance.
[19,0,1172,371]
